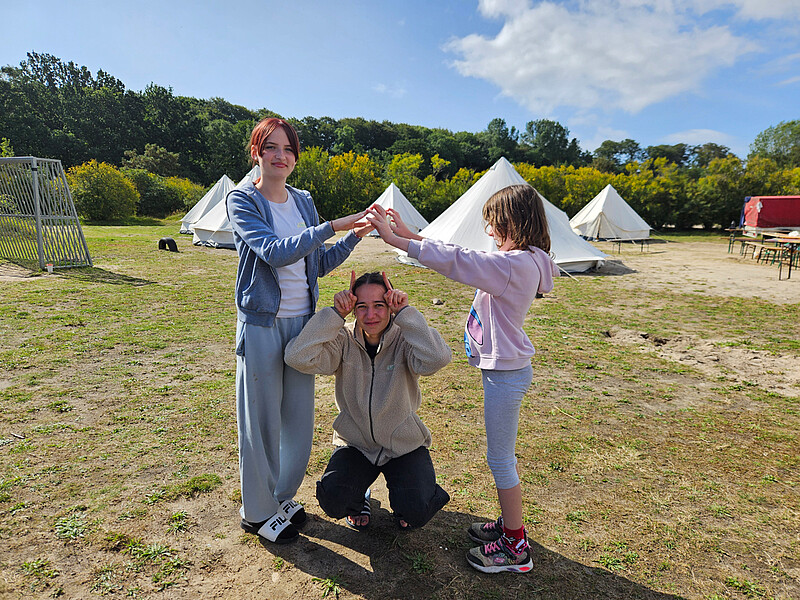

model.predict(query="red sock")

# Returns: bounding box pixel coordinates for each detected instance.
[502,525,527,554]
[502,525,525,541]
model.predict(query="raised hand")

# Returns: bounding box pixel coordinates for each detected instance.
[331,210,369,232]
[333,271,358,318]
[386,208,421,240]
[382,271,408,314]
[365,205,394,238]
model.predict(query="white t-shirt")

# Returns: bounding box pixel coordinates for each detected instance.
[270,192,312,317]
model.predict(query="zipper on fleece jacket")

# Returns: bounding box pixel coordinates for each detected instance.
[356,334,384,466]
[368,355,376,445]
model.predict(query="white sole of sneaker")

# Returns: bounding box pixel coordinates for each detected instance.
[466,553,533,574]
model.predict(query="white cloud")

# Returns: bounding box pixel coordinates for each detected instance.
[661,1,800,20]
[447,1,760,114]
[477,0,532,19]
[583,126,632,153]
[726,0,800,20]
[777,75,800,86]
[373,83,407,99]
[662,128,736,146]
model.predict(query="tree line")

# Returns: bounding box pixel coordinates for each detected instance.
[2,52,799,227]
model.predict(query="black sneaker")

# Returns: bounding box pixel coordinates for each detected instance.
[467,516,503,544]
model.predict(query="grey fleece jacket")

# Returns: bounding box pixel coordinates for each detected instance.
[284,306,452,466]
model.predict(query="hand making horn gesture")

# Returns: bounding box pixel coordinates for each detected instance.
[382,271,408,314]
[333,271,359,318]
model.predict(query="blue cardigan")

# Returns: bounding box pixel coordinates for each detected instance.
[226,182,360,327]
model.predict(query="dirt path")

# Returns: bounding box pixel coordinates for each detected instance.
[589,238,799,304]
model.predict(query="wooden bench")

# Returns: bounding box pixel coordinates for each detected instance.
[728,236,751,253]
[743,243,782,264]
[610,238,651,253]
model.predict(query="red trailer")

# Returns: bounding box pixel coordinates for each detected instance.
[743,196,800,235]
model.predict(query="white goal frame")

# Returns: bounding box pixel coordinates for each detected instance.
[0,157,92,270]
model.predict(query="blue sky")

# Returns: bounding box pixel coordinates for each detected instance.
[3,0,799,158]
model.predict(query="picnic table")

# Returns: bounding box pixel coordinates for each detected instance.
[765,235,800,280]
[725,228,753,254]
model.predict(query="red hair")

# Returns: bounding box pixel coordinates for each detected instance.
[249,118,301,165]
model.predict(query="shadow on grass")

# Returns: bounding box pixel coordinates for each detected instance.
[567,260,638,278]
[0,258,38,278]
[55,266,154,286]
[258,506,683,600]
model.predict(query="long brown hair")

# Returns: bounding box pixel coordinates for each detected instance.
[482,184,550,252]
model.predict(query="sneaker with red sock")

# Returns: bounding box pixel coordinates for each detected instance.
[466,532,532,573]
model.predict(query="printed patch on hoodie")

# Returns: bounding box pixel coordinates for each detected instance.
[464,306,483,358]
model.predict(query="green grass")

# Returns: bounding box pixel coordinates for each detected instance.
[1,224,798,599]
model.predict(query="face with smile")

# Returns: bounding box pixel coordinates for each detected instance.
[251,126,297,182]
[353,283,391,345]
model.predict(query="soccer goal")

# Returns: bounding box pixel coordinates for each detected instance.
[0,157,92,270]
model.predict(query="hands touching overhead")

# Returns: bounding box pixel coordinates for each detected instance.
[331,210,373,238]
[364,205,421,251]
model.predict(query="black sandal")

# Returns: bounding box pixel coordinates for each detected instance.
[345,489,371,530]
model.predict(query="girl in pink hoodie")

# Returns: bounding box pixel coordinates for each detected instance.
[368,184,558,574]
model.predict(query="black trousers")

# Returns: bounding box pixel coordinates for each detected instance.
[316,445,450,528]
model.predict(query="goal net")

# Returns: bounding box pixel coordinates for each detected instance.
[0,157,92,270]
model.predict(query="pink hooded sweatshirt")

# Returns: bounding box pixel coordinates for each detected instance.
[407,238,558,370]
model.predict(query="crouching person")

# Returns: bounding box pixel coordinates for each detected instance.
[285,271,451,530]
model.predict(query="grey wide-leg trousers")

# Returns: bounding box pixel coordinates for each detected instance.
[236,316,314,523]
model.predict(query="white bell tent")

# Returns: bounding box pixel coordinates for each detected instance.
[569,184,651,240]
[397,157,606,272]
[192,166,260,248]
[369,183,428,236]
[179,174,235,234]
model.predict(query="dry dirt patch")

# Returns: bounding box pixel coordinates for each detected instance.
[591,238,800,304]
[606,325,800,399]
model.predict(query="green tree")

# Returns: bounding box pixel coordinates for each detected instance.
[691,143,731,168]
[122,143,182,177]
[479,118,518,163]
[331,125,363,155]
[164,176,206,212]
[386,153,425,199]
[514,163,568,209]
[415,166,476,221]
[594,139,644,171]
[617,158,683,229]
[645,144,690,166]
[749,120,800,168]
[563,167,614,216]
[0,137,13,157]
[695,155,746,228]
[296,116,338,152]
[200,119,251,184]
[67,160,138,221]
[520,119,585,167]
[291,148,382,219]
[453,131,488,171]
[121,168,190,218]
